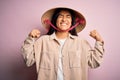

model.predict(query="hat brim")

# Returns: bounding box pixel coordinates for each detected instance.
[41,7,86,33]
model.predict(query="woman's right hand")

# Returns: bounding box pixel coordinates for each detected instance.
[29,29,41,38]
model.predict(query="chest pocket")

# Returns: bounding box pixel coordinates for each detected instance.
[39,51,54,70]
[68,51,81,68]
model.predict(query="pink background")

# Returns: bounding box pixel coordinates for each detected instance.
[0,0,119,80]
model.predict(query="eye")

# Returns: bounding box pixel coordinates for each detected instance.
[67,15,71,18]
[58,14,63,18]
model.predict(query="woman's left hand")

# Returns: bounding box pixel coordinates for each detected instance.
[89,30,104,43]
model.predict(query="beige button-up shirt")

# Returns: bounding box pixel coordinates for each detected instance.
[21,33,104,80]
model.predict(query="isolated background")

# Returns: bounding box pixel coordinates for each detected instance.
[0,0,119,80]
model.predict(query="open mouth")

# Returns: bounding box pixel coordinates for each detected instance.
[60,23,68,26]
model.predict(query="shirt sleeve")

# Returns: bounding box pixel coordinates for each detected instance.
[83,40,105,68]
[21,36,36,67]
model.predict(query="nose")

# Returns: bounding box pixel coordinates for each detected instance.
[62,16,66,21]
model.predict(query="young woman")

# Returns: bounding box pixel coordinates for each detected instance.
[21,7,104,80]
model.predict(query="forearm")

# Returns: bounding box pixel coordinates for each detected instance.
[88,41,104,68]
[21,36,36,67]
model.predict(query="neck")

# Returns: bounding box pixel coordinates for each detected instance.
[55,31,69,39]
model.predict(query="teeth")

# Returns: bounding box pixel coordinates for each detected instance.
[61,23,67,26]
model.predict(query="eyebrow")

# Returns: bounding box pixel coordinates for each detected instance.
[58,13,71,16]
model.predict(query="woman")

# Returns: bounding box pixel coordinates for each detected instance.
[21,7,104,80]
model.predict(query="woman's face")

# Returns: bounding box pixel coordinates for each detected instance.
[56,10,72,31]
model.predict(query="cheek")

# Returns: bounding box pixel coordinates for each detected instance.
[68,18,72,22]
[69,20,72,26]
[56,20,59,27]
[56,19,61,26]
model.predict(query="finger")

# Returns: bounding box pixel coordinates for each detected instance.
[36,34,40,38]
[89,32,96,39]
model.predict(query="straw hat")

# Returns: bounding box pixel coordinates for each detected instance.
[41,7,86,33]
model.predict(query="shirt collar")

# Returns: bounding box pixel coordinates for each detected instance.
[49,32,76,40]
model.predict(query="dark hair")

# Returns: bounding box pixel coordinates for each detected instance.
[47,8,78,36]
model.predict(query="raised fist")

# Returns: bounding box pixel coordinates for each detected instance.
[89,30,103,43]
[29,29,41,38]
